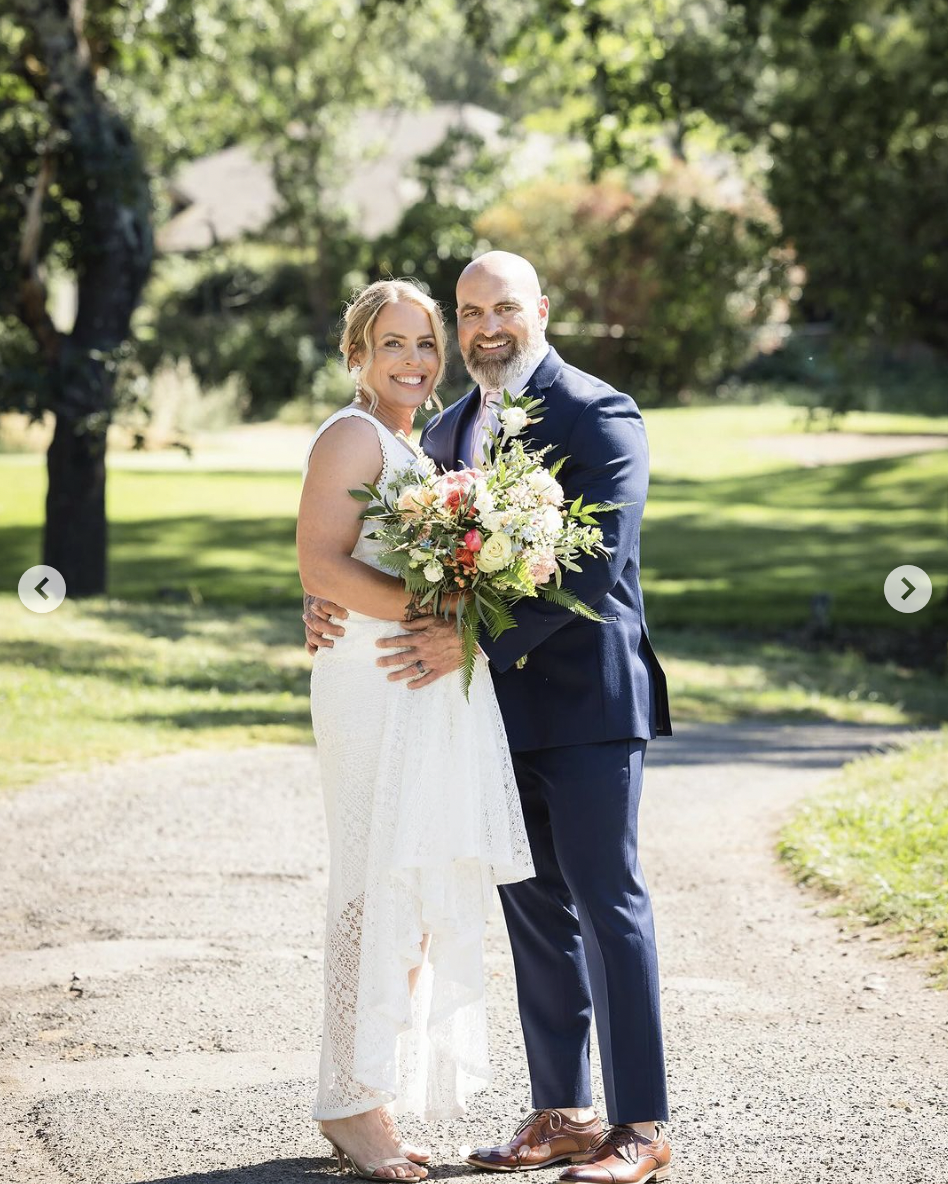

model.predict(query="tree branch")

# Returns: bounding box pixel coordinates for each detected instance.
[17,150,62,364]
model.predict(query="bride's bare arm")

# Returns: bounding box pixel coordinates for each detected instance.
[297,418,413,622]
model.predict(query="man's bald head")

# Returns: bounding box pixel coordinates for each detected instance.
[457,251,543,301]
[455,251,550,389]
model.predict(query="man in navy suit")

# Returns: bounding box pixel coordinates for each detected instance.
[306,253,673,1183]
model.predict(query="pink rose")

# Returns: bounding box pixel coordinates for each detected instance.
[464,528,483,553]
[436,469,477,512]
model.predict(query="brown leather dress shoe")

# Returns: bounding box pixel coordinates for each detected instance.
[466,1109,604,1171]
[558,1124,671,1183]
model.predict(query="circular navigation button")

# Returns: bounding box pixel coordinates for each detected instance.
[883,565,932,614]
[18,565,67,613]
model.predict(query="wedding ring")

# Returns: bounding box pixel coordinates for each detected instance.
[415,660,427,675]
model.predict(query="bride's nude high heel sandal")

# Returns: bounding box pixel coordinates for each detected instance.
[381,1107,432,1164]
[320,1124,427,1181]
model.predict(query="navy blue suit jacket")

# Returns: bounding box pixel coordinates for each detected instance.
[421,347,672,752]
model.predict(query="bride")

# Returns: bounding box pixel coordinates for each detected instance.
[297,279,534,1180]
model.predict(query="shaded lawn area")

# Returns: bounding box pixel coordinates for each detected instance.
[2,405,945,788]
[0,598,312,790]
[1,598,945,792]
[2,448,945,628]
[780,731,948,985]
[643,449,948,627]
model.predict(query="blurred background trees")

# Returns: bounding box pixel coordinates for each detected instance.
[2,0,947,592]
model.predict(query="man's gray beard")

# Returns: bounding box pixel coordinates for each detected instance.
[464,329,547,391]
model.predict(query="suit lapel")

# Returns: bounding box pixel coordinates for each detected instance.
[423,386,479,470]
[518,347,567,457]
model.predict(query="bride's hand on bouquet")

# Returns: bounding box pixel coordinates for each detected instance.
[376,614,464,689]
[302,594,348,654]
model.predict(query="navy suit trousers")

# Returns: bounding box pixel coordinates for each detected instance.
[499,739,668,1124]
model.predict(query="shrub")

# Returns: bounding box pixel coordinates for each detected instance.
[476,170,794,403]
[135,248,365,418]
[115,357,250,448]
[738,334,948,418]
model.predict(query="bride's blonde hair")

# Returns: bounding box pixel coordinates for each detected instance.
[340,279,447,414]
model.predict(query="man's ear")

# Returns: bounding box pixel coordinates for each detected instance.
[538,295,550,329]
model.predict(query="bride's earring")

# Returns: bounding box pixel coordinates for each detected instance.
[353,366,364,403]
[424,394,434,411]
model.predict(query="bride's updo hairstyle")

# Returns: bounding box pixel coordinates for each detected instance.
[340,279,447,414]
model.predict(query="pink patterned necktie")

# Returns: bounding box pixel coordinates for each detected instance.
[471,387,502,467]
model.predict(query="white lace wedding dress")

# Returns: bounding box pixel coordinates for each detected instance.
[304,407,534,1121]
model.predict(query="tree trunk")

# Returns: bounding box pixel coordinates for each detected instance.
[44,412,108,598]
[14,0,153,596]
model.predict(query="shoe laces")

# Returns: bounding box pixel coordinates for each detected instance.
[595,1125,651,1162]
[514,1109,563,1136]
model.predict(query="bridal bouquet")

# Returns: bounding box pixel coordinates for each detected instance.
[351,390,621,696]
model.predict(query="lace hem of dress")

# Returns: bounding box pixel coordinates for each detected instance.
[311,654,533,1121]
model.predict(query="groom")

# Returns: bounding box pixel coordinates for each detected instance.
[306,252,673,1183]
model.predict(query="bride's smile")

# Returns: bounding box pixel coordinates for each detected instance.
[359,302,440,427]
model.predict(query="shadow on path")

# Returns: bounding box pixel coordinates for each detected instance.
[130,1159,476,1184]
[648,720,915,769]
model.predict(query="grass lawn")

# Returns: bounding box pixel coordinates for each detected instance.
[2,404,946,627]
[2,597,945,793]
[1,402,945,790]
[779,730,948,985]
[0,597,311,790]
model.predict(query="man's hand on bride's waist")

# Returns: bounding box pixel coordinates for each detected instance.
[302,594,348,654]
[376,616,464,690]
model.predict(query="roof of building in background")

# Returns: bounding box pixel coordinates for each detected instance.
[157,103,559,253]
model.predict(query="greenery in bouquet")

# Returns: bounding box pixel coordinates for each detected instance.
[351,391,622,696]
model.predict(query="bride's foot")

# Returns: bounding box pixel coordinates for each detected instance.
[381,1107,432,1165]
[320,1110,428,1180]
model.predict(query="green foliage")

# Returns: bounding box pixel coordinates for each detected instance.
[371,127,508,295]
[478,174,792,400]
[0,317,49,414]
[780,730,948,983]
[460,595,480,698]
[136,252,364,416]
[474,586,517,639]
[501,0,948,359]
[537,582,602,621]
[739,334,948,418]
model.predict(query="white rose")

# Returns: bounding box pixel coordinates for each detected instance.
[528,469,565,505]
[423,560,444,582]
[500,406,529,435]
[475,532,514,573]
[540,505,564,535]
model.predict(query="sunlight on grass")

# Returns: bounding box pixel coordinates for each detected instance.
[2,599,945,793]
[645,403,948,480]
[661,631,946,725]
[3,409,945,625]
[779,731,948,984]
[2,403,944,790]
[0,597,312,790]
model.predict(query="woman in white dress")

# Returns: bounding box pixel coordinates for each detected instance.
[297,280,533,1180]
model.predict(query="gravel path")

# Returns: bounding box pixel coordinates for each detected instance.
[2,723,946,1184]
